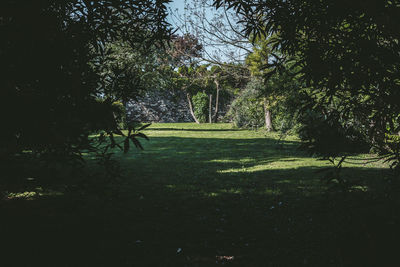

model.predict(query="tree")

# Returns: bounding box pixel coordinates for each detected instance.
[174,65,202,123]
[245,34,303,132]
[246,35,275,131]
[207,65,248,123]
[170,0,252,66]
[168,34,206,123]
[170,0,252,123]
[214,0,400,172]
[227,78,266,128]
[0,0,172,161]
[98,41,167,104]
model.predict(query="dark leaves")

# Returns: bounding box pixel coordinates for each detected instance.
[136,123,152,132]
[129,136,144,150]
[214,0,400,170]
[0,0,170,163]
[133,132,149,141]
[123,137,130,153]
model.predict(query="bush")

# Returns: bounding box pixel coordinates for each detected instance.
[112,101,126,129]
[192,92,209,123]
[226,81,264,128]
[298,107,370,158]
[227,75,302,133]
[270,92,302,134]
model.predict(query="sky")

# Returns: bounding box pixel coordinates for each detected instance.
[166,0,220,62]
[165,0,250,64]
[166,0,211,31]
[167,0,188,28]
[167,0,185,14]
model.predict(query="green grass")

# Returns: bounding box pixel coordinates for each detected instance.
[2,123,399,266]
[115,123,387,196]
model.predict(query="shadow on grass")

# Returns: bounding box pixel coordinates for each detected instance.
[127,136,303,157]
[0,136,397,266]
[145,127,247,132]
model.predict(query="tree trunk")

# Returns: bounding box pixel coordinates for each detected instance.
[213,80,220,122]
[264,97,273,131]
[209,94,212,123]
[122,99,128,129]
[186,92,200,124]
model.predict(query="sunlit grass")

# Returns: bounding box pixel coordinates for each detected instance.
[2,123,395,266]
[113,123,388,198]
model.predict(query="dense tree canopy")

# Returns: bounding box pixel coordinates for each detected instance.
[214,0,400,171]
[0,0,171,160]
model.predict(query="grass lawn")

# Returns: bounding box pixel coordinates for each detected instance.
[1,123,399,266]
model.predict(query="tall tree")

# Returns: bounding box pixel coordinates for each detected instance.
[168,34,205,123]
[246,35,275,131]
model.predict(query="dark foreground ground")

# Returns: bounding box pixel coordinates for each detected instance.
[1,123,399,266]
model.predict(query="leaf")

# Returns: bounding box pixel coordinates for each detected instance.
[98,132,106,143]
[133,132,149,140]
[130,136,144,150]
[109,134,116,148]
[114,128,125,136]
[136,123,152,132]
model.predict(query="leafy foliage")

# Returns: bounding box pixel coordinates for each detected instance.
[215,0,400,172]
[96,41,167,104]
[192,91,209,123]
[112,101,127,129]
[168,34,204,66]
[0,0,171,162]
[227,78,265,128]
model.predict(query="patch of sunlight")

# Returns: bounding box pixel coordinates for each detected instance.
[206,188,279,196]
[209,159,240,163]
[350,185,369,192]
[6,189,64,200]
[209,158,256,164]
[220,188,242,194]
[205,192,220,197]
[217,159,307,173]
[6,191,37,200]
[264,188,282,195]
[165,185,176,189]
[276,179,291,184]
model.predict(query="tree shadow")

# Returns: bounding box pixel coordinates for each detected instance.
[1,135,396,266]
[145,127,247,132]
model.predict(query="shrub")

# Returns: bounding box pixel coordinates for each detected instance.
[112,101,126,129]
[226,81,264,128]
[192,92,209,123]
